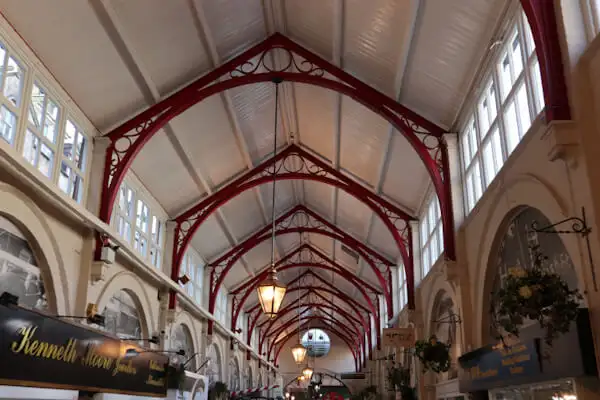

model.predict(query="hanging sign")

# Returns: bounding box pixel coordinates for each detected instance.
[458,339,542,392]
[0,304,168,397]
[382,327,415,348]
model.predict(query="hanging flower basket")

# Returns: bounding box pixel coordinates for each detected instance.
[414,336,451,373]
[167,363,186,390]
[491,244,582,346]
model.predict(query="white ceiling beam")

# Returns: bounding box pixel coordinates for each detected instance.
[188,0,287,263]
[329,0,346,310]
[354,0,423,296]
[90,0,255,277]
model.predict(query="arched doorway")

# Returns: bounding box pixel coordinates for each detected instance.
[0,215,48,311]
[171,323,196,370]
[206,343,222,384]
[101,290,143,341]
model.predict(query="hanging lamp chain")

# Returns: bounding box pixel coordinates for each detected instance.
[270,81,279,273]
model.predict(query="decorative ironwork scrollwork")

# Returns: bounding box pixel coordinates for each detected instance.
[229,47,325,78]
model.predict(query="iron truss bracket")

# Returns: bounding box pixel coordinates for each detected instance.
[97,33,458,316]
[178,147,406,315]
[233,244,381,341]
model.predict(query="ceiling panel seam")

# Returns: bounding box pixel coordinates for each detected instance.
[190,0,288,263]
[92,0,254,278]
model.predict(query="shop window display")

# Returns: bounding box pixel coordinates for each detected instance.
[0,216,47,311]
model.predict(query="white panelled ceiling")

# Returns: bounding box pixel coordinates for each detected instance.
[0,0,506,315]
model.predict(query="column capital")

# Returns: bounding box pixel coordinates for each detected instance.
[542,120,579,167]
[92,136,111,153]
[442,133,459,149]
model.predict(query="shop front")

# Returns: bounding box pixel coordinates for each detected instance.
[458,310,598,400]
[0,298,170,399]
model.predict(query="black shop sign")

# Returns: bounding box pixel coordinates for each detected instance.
[0,304,168,397]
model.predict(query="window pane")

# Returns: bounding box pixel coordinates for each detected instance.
[136,200,149,232]
[522,12,535,56]
[516,83,531,133]
[482,128,502,185]
[23,129,39,166]
[0,105,17,144]
[498,53,512,101]
[0,43,6,86]
[43,99,60,143]
[59,162,71,194]
[28,84,45,129]
[70,174,83,202]
[478,81,498,136]
[151,216,161,244]
[63,120,76,160]
[511,33,524,78]
[504,101,520,154]
[531,58,544,114]
[472,159,483,202]
[461,118,478,168]
[75,131,87,170]
[39,143,54,178]
[419,219,428,246]
[4,56,24,106]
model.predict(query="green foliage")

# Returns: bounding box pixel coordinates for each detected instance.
[491,245,582,346]
[386,364,410,390]
[209,381,229,400]
[386,364,416,400]
[167,363,186,390]
[414,336,451,373]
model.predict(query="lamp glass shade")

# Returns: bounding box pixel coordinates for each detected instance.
[256,272,286,317]
[291,343,307,364]
[302,367,313,380]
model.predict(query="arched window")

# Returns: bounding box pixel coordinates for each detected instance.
[488,207,580,342]
[0,216,47,311]
[247,366,253,389]
[206,343,222,384]
[102,290,142,340]
[229,358,240,391]
[301,329,331,358]
[431,291,458,380]
[171,324,195,370]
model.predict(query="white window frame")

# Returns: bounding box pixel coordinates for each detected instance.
[398,264,407,310]
[459,8,545,216]
[215,289,228,324]
[180,248,205,306]
[112,174,167,269]
[0,27,95,205]
[419,192,442,278]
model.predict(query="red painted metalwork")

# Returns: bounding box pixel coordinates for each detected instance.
[233,245,381,339]
[270,321,359,367]
[216,205,393,328]
[98,33,457,315]
[259,297,363,343]
[520,0,571,122]
[178,147,404,317]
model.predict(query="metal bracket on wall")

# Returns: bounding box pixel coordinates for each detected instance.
[531,207,597,291]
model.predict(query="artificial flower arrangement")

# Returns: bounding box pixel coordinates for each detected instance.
[413,335,451,373]
[491,244,582,346]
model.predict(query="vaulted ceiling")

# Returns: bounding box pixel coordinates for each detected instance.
[0,0,507,359]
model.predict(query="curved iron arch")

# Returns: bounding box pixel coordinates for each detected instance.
[98,34,454,316]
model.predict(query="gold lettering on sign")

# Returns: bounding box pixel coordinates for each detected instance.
[113,358,137,376]
[510,366,524,374]
[81,345,113,370]
[10,326,78,363]
[149,360,165,372]
[146,375,166,387]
